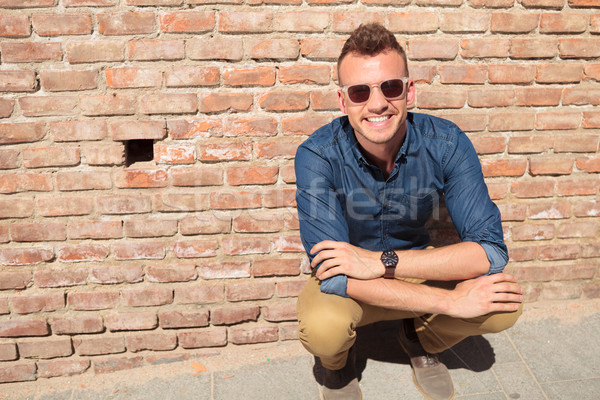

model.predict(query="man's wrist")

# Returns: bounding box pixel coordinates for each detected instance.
[381,250,398,279]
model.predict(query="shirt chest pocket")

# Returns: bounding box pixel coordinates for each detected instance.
[383,190,438,227]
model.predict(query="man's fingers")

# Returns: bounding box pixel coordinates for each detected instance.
[310,240,342,255]
[492,282,523,294]
[491,272,518,283]
[491,292,523,303]
[489,302,521,313]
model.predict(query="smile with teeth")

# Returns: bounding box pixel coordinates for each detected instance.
[366,115,391,123]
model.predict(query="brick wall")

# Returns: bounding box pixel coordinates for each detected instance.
[0,0,598,384]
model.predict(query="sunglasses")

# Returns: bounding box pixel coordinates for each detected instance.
[341,77,410,105]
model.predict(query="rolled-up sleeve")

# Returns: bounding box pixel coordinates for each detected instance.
[442,128,508,275]
[295,143,350,297]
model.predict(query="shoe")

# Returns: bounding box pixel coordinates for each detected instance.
[397,319,454,400]
[313,346,362,400]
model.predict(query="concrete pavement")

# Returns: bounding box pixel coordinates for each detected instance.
[2,300,599,400]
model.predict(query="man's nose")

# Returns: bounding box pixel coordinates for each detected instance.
[367,86,388,112]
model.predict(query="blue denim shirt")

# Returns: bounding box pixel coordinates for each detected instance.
[295,113,508,297]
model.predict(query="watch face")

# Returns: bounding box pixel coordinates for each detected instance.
[381,250,398,267]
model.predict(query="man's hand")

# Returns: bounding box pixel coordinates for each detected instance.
[310,240,384,281]
[447,273,523,318]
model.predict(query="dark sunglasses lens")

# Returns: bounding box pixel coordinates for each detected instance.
[347,85,371,103]
[381,79,405,98]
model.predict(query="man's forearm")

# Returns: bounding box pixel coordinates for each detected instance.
[346,278,451,315]
[392,241,490,281]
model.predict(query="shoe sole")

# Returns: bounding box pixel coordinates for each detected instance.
[410,368,454,400]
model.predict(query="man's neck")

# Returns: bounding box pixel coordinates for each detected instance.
[356,131,406,178]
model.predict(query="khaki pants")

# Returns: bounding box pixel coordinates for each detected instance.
[297,275,522,370]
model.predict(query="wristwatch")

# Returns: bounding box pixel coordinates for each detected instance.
[381,250,398,279]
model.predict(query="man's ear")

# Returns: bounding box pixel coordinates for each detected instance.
[337,89,347,114]
[406,80,416,107]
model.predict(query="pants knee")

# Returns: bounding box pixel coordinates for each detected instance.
[298,310,355,359]
[481,303,523,334]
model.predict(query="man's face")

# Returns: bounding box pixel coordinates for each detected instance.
[337,50,415,148]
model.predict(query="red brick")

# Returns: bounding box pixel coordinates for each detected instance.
[230,325,278,344]
[508,245,537,262]
[168,118,222,139]
[0,247,53,266]
[37,196,93,217]
[106,67,162,88]
[253,259,301,277]
[32,14,92,36]
[301,38,345,61]
[98,195,156,214]
[105,312,158,331]
[67,220,122,240]
[128,40,184,61]
[0,363,36,383]
[58,243,109,262]
[1,42,61,63]
[280,116,330,136]
[417,89,466,109]
[159,310,209,329]
[10,293,64,314]
[540,13,588,34]
[223,66,276,87]
[178,328,227,349]
[0,271,31,290]
[10,222,65,242]
[511,38,558,59]
[0,197,33,219]
[468,89,515,108]
[66,41,124,63]
[19,96,78,117]
[0,14,31,37]
[0,173,53,194]
[276,280,306,297]
[122,287,173,307]
[245,38,300,61]
[563,88,600,106]
[198,141,252,161]
[528,201,571,220]
[0,343,17,361]
[0,70,36,92]
[198,92,253,113]
[0,122,45,145]
[0,319,49,337]
[126,332,177,352]
[124,219,177,238]
[470,136,506,154]
[387,12,438,33]
[127,0,182,4]
[0,98,14,118]
[219,11,272,33]
[490,12,539,33]
[255,140,302,159]
[539,244,580,261]
[115,169,168,189]
[165,66,219,87]
[146,264,197,283]
[310,90,339,111]
[512,223,555,241]
[113,241,165,260]
[33,267,87,288]
[554,264,597,281]
[80,93,136,116]
[508,135,553,153]
[153,193,209,213]
[555,135,599,153]
[23,147,79,169]
[222,236,271,255]
[461,38,511,58]
[50,120,106,142]
[557,221,599,239]
[529,157,574,175]
[18,338,72,359]
[274,11,330,32]
[576,157,600,173]
[585,64,600,81]
[331,12,384,33]
[515,87,562,106]
[50,315,103,335]
[179,213,231,235]
[109,120,166,140]
[227,166,279,186]
[488,64,536,84]
[224,116,278,138]
[510,179,555,198]
[174,284,224,304]
[89,265,143,285]
[37,359,90,378]
[560,39,600,59]
[497,203,527,221]
[210,306,259,325]
[63,0,117,5]
[159,11,214,33]
[440,11,490,33]
[173,239,218,259]
[280,165,296,184]
[573,200,600,217]
[408,39,458,60]
[94,356,144,374]
[57,171,111,191]
[273,235,304,252]
[439,65,487,84]
[582,244,600,258]
[171,166,223,187]
[536,112,581,130]
[263,188,297,208]
[98,12,155,36]
[68,292,119,312]
[557,177,600,196]
[536,64,583,84]
[416,0,462,5]
[226,281,274,302]
[259,91,309,112]
[521,0,563,7]
[187,37,243,61]
[262,302,297,322]
[233,211,285,233]
[197,261,251,280]
[140,93,197,115]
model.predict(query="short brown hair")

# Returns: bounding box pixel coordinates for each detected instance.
[338,23,408,79]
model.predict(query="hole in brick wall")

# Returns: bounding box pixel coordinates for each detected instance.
[125,139,154,166]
